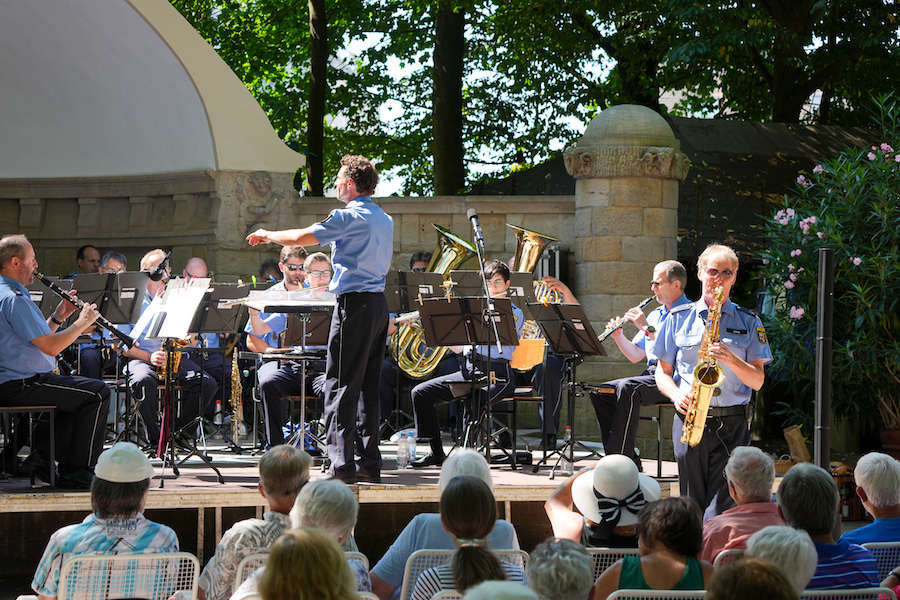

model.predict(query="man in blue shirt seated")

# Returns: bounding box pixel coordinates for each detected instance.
[78,250,130,380]
[0,234,110,489]
[410,259,525,468]
[841,452,900,545]
[777,462,879,590]
[654,244,772,519]
[31,442,179,599]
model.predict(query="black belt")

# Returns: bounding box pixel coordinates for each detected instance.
[0,374,41,394]
[706,405,748,419]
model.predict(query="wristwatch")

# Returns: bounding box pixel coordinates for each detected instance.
[643,325,656,336]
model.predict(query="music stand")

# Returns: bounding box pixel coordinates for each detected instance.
[527,302,606,478]
[419,296,518,457]
[505,272,538,321]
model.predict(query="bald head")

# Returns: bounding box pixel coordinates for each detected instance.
[183,257,209,279]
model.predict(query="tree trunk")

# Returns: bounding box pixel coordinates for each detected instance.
[307,0,327,196]
[432,1,466,195]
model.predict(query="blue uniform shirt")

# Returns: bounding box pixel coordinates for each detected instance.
[468,302,525,362]
[654,297,772,407]
[131,294,164,355]
[0,275,56,383]
[632,293,691,365]
[307,196,393,295]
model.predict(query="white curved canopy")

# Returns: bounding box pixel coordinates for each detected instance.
[0,0,303,179]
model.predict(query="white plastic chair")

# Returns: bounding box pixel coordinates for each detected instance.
[430,591,463,600]
[234,552,269,592]
[399,548,529,600]
[607,591,706,599]
[57,551,199,600]
[862,542,900,580]
[347,550,370,570]
[800,589,897,600]
[712,548,745,568]
[359,594,380,600]
[587,547,641,580]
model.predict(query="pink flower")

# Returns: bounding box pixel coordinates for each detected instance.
[786,208,795,218]
[787,264,794,271]
[784,280,795,289]
[789,306,805,319]
[880,143,894,153]
[813,164,824,174]
[868,152,877,160]
[790,249,802,257]
[800,222,810,234]
[789,273,797,281]
[852,257,862,266]
[895,155,900,163]
[797,175,812,188]
[798,267,805,273]
[762,258,769,265]
[817,231,825,238]
[808,216,817,224]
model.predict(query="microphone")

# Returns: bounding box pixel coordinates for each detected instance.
[148,250,172,282]
[466,208,485,249]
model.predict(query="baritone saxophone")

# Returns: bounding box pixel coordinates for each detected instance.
[680,286,727,447]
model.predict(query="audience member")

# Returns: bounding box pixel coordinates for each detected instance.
[290,480,371,592]
[31,443,178,599]
[411,476,526,599]
[371,449,519,599]
[706,557,798,600]
[700,446,783,562]
[841,452,900,545]
[777,462,879,589]
[546,454,660,547]
[526,538,592,600]
[198,446,311,600]
[100,251,127,273]
[231,528,356,600]
[590,497,713,600]
[464,581,539,600]
[745,525,818,594]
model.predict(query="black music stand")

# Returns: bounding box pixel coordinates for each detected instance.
[27,277,73,319]
[71,272,149,324]
[188,283,250,452]
[419,296,518,458]
[280,311,331,453]
[527,302,606,478]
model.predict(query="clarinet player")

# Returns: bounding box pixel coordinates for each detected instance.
[653,244,771,520]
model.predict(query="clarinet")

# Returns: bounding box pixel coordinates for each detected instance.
[36,271,136,349]
[597,296,655,342]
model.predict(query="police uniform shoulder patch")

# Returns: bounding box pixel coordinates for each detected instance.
[757,327,768,344]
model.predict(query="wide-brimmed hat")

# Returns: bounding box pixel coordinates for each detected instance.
[95,442,154,483]
[571,454,661,527]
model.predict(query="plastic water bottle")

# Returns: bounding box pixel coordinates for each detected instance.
[561,426,573,475]
[397,433,409,469]
[408,433,417,464]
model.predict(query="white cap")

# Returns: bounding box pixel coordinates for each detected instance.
[94,442,155,483]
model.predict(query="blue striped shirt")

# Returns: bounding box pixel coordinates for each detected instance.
[807,539,879,590]
[32,513,179,596]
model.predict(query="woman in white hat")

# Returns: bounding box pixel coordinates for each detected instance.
[590,496,714,599]
[545,454,661,547]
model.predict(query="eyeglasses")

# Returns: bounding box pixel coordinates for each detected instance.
[411,267,426,273]
[703,267,735,279]
[282,264,305,272]
[487,278,507,287]
[307,270,332,278]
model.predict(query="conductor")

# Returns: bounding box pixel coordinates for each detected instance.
[247,155,393,483]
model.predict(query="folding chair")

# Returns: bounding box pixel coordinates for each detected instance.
[861,542,900,580]
[399,549,529,600]
[607,591,706,599]
[57,551,199,600]
[800,589,897,600]
[587,547,641,580]
[712,548,745,568]
[234,552,269,593]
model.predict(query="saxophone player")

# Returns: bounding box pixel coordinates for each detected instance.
[654,244,772,520]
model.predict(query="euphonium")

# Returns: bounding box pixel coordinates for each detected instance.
[390,224,476,379]
[681,286,727,447]
[508,224,561,341]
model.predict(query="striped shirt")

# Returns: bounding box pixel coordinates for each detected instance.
[807,539,879,590]
[411,560,526,600]
[199,511,291,600]
[32,513,179,596]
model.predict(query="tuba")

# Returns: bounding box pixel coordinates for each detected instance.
[390,224,476,379]
[680,286,727,447]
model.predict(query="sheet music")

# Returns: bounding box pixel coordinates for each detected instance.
[245,288,336,312]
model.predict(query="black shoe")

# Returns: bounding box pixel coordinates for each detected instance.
[58,468,94,490]
[20,452,54,483]
[323,469,357,484]
[410,453,444,469]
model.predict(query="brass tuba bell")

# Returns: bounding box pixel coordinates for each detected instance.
[390,224,476,379]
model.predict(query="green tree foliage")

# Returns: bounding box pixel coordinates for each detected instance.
[758,97,900,431]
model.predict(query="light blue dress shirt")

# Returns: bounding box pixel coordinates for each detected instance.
[307,196,393,295]
[469,302,525,362]
[131,294,163,355]
[0,275,56,383]
[632,293,691,365]
[654,297,772,407]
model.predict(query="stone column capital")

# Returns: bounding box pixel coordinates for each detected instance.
[563,144,691,181]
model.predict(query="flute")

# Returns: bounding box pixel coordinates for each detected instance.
[36,271,136,349]
[597,296,655,342]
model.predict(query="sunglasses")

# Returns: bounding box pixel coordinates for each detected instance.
[703,267,734,279]
[282,264,305,272]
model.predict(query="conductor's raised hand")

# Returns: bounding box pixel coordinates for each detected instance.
[246,229,271,246]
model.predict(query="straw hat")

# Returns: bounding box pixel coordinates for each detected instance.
[571,454,661,526]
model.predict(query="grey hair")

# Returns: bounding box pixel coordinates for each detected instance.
[290,480,358,541]
[525,538,592,600]
[0,234,30,269]
[746,525,818,594]
[655,260,687,290]
[259,445,311,499]
[776,463,839,535]
[726,446,776,502]
[304,252,332,270]
[854,452,900,508]
[463,581,539,600]
[139,249,167,271]
[101,251,127,270]
[439,449,493,492]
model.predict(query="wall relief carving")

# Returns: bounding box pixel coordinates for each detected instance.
[563,145,691,181]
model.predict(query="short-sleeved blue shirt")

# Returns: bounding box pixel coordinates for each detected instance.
[654,297,772,407]
[0,275,56,382]
[307,196,393,295]
[244,281,287,348]
[131,294,164,355]
[469,302,525,362]
[632,293,691,365]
